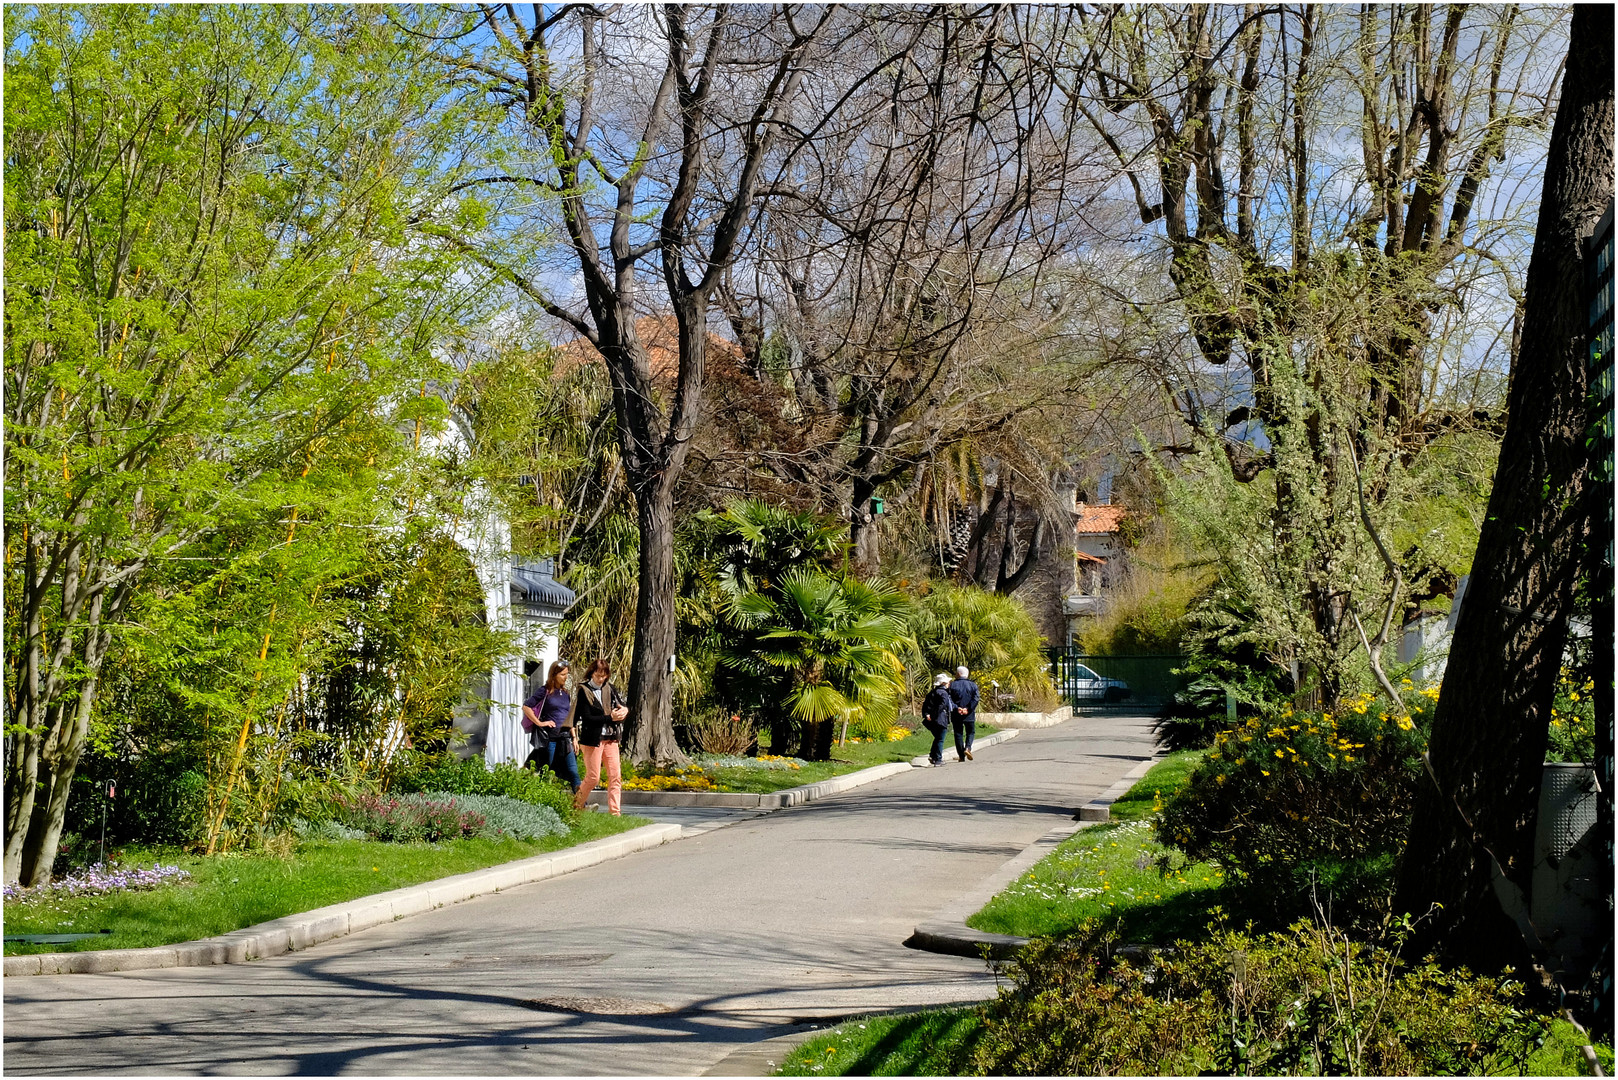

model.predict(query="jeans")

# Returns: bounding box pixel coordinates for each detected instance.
[526,733,580,791]
[574,740,622,815]
[952,717,976,760]
[924,720,948,764]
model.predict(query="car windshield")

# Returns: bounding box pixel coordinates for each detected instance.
[1074,665,1099,680]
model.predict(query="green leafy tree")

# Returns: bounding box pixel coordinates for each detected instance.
[3,6,489,882]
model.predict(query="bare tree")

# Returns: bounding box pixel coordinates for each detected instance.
[716,6,1110,575]
[433,5,836,763]
[1067,4,1566,702]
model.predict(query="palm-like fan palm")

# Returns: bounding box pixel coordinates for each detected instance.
[725,569,912,757]
[913,583,1056,708]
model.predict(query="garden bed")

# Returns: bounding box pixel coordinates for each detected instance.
[626,724,998,795]
[3,813,647,955]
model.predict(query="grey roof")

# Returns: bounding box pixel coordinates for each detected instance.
[510,558,576,616]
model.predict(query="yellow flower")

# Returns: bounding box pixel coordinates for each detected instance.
[1261,769,1270,776]
[1275,749,1285,758]
[1395,716,1415,731]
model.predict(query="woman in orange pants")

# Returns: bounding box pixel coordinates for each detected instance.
[572,658,629,815]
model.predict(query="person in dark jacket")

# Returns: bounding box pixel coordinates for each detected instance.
[921,673,954,767]
[572,657,629,815]
[949,665,980,762]
[523,659,580,791]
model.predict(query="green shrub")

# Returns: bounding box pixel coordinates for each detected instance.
[428,792,568,841]
[1156,691,1432,927]
[332,793,486,842]
[391,753,576,823]
[1153,649,1294,752]
[971,921,1549,1076]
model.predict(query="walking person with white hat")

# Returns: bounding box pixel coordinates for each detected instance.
[921,673,955,767]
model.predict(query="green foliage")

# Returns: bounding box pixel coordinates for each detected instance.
[910,583,1056,709]
[391,754,577,825]
[1157,692,1434,927]
[968,818,1228,943]
[1154,647,1295,751]
[1152,275,1499,710]
[971,921,1550,1076]
[776,1008,985,1076]
[1076,528,1207,655]
[724,569,911,759]
[3,4,511,875]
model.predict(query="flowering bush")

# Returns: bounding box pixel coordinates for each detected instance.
[3,862,191,903]
[886,726,912,741]
[332,793,486,843]
[1547,667,1597,763]
[622,766,720,792]
[684,711,758,755]
[695,753,805,771]
[1156,689,1433,926]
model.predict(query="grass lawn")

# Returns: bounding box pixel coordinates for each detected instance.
[966,749,1230,942]
[775,1007,984,1077]
[3,812,648,955]
[659,724,998,795]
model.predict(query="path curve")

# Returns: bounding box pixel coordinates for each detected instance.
[3,713,1157,1076]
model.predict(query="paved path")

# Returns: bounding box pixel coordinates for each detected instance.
[3,713,1157,1076]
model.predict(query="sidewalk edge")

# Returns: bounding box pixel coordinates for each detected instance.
[4,822,681,978]
[904,751,1163,959]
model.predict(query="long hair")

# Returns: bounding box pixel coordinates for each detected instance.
[545,660,571,694]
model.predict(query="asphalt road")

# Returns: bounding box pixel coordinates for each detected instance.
[3,712,1158,1076]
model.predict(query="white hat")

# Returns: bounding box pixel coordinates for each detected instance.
[956,666,970,678]
[934,673,951,686]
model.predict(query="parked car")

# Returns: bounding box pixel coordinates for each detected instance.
[1070,664,1131,703]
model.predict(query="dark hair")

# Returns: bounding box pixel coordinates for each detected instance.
[545,660,571,693]
[584,657,611,682]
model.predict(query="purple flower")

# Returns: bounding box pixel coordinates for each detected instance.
[5,862,191,902]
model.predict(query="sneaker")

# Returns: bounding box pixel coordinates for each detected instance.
[964,748,974,760]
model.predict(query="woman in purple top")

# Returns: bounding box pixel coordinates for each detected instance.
[522,659,580,791]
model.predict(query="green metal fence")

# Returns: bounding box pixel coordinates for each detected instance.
[1047,650,1187,708]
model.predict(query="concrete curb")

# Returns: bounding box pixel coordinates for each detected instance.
[907,726,1020,768]
[975,705,1073,729]
[588,760,916,809]
[1077,752,1161,821]
[905,752,1163,960]
[4,822,681,978]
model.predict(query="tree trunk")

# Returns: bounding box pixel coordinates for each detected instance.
[1394,5,1613,973]
[622,479,686,768]
[850,478,880,576]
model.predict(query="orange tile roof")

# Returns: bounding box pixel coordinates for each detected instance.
[1074,504,1128,535]
[1075,550,1108,563]
[556,314,741,379]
